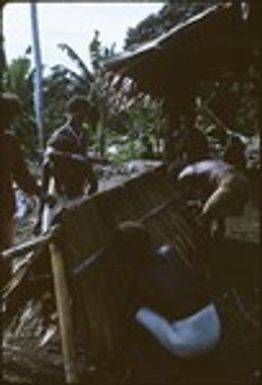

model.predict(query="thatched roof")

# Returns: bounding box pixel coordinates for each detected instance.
[104,2,260,99]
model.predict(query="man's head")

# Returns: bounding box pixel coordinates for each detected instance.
[0,93,23,130]
[111,221,152,268]
[66,95,92,122]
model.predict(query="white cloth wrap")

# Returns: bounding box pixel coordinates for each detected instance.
[135,303,221,357]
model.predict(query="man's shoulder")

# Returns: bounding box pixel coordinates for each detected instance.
[51,124,71,137]
[48,124,72,145]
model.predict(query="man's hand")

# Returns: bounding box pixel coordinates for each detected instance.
[88,180,98,196]
[33,219,42,236]
[71,153,86,163]
[46,147,86,164]
[87,156,110,165]
[42,193,56,207]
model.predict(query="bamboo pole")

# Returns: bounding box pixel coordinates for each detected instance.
[42,176,78,382]
[49,240,79,383]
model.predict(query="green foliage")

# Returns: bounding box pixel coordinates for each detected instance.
[4,55,32,96]
[199,63,260,138]
[89,30,102,72]
[2,50,38,159]
[42,65,71,141]
[124,1,217,50]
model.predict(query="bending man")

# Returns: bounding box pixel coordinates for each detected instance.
[175,159,250,238]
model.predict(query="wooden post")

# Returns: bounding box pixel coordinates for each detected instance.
[49,240,79,383]
[44,177,78,382]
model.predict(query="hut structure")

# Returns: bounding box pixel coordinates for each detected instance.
[104,1,260,161]
[2,2,260,383]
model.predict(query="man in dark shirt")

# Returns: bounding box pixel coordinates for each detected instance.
[0,93,50,284]
[43,95,98,198]
[35,96,99,233]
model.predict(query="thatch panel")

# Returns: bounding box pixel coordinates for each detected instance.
[71,253,130,365]
[142,206,196,267]
[92,185,137,224]
[58,201,111,266]
[50,165,198,365]
[56,166,174,264]
[4,165,204,376]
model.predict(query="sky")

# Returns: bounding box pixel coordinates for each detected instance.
[3,2,163,75]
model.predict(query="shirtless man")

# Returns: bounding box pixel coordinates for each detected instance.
[175,159,250,238]
[0,93,51,284]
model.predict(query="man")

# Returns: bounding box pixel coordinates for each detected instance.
[175,159,250,239]
[44,95,98,198]
[36,96,99,232]
[0,93,51,284]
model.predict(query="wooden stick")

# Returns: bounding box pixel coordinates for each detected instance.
[49,240,79,383]
[43,177,78,383]
[200,103,231,133]
[1,225,58,261]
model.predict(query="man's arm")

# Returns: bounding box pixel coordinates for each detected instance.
[33,160,53,235]
[12,137,41,196]
[45,146,87,164]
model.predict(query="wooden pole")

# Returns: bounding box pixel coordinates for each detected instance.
[1,226,57,261]
[49,240,79,383]
[43,177,78,382]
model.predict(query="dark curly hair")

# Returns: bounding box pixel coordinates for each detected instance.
[66,95,91,114]
[0,93,23,119]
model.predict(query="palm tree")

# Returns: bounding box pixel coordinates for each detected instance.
[3,52,39,158]
[57,37,117,156]
[57,34,163,158]
[3,51,33,95]
[57,43,94,94]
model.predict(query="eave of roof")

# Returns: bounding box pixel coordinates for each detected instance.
[103,2,258,98]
